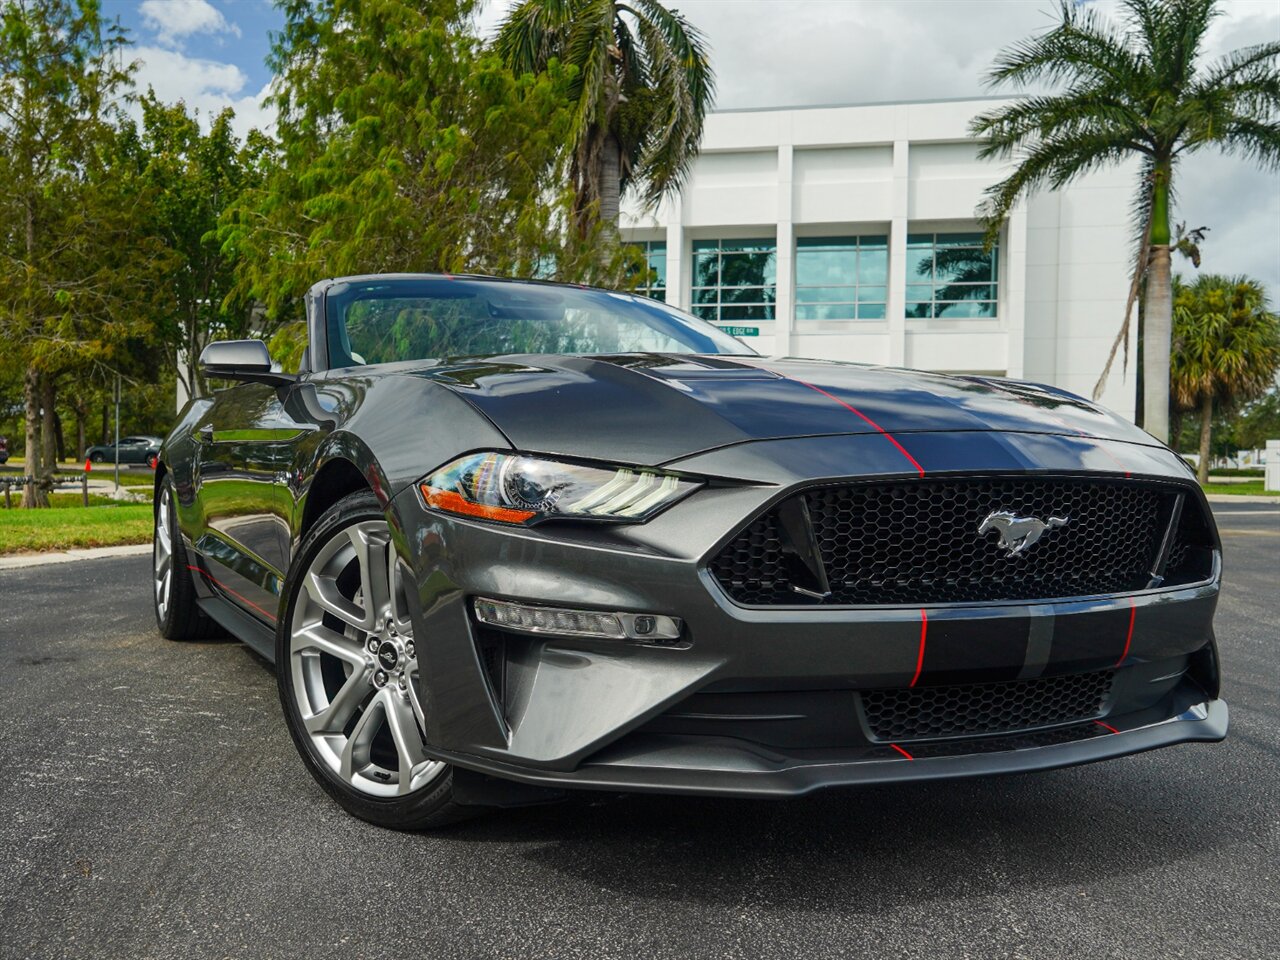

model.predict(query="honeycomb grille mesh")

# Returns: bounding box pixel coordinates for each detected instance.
[1163,499,1215,586]
[710,478,1184,605]
[860,671,1114,742]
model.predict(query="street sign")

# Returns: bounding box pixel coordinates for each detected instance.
[717,325,760,337]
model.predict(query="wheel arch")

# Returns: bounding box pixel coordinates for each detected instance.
[153,459,168,512]
[299,456,372,539]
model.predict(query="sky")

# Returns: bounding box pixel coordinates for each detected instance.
[106,0,1280,293]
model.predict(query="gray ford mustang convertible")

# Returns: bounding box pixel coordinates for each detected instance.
[154,274,1227,829]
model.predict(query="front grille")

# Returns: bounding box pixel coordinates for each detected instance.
[860,670,1114,742]
[710,477,1208,606]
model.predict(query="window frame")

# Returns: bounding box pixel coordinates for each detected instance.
[793,235,889,322]
[904,231,1000,320]
[633,239,668,302]
[689,238,778,324]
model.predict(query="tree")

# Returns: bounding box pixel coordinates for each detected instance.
[1170,275,1280,483]
[1232,389,1280,452]
[495,0,714,230]
[133,94,265,400]
[0,0,169,506]
[970,0,1280,444]
[222,0,636,322]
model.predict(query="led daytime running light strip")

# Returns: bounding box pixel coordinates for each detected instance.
[474,598,683,642]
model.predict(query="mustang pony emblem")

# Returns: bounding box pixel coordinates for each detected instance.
[978,510,1069,556]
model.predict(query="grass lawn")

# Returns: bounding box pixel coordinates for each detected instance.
[0,492,122,509]
[0,503,153,554]
[1200,481,1279,497]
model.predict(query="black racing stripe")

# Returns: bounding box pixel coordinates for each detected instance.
[1018,606,1055,680]
[916,613,1026,685]
[1048,605,1135,673]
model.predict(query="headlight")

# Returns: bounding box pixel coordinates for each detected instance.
[420,452,700,524]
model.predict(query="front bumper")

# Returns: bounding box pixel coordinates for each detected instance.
[424,697,1228,798]
[388,431,1226,797]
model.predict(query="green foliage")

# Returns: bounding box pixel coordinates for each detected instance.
[0,0,179,503]
[222,0,637,323]
[1170,273,1280,477]
[130,94,267,398]
[1232,390,1280,450]
[495,0,715,225]
[0,0,170,375]
[268,322,310,375]
[1171,275,1280,413]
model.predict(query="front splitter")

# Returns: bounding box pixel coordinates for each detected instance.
[424,699,1228,799]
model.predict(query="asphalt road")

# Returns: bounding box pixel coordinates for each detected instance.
[1,504,1276,959]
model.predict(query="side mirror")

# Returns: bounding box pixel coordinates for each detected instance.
[200,340,296,388]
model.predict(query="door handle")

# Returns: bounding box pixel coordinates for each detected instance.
[198,426,214,443]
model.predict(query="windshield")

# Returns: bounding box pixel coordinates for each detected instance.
[323,277,756,367]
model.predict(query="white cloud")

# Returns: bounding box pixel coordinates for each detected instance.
[131,45,275,142]
[139,0,241,49]
[669,0,1280,293]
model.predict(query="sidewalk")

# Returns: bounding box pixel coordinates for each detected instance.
[0,542,151,570]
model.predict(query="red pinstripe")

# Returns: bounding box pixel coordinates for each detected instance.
[1094,720,1120,735]
[910,609,928,688]
[187,564,278,622]
[792,379,926,477]
[1114,599,1136,667]
[889,743,915,760]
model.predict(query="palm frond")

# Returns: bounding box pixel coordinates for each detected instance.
[972,90,1153,159]
[624,0,714,208]
[977,128,1141,243]
[493,0,578,78]
[1191,39,1280,92]
[1179,113,1280,170]
[985,0,1142,91]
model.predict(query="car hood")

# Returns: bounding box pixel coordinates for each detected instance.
[405,354,1158,467]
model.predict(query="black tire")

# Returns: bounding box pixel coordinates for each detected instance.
[153,475,224,641]
[276,489,472,830]
[89,451,104,463]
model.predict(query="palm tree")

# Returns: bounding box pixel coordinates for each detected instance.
[1170,274,1280,483]
[969,0,1280,444]
[494,0,714,232]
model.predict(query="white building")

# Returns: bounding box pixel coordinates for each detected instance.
[621,97,1140,420]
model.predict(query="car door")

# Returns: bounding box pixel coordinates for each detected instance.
[118,437,143,463]
[191,384,310,622]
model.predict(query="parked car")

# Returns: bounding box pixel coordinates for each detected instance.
[0,435,8,465]
[154,274,1226,830]
[86,436,162,464]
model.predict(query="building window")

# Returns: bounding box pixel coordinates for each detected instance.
[794,236,888,321]
[905,232,999,318]
[634,240,667,301]
[691,238,776,322]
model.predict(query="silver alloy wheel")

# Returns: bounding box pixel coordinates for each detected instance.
[290,520,444,798]
[154,486,173,622]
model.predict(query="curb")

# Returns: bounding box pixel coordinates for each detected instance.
[0,542,152,571]
[1205,494,1280,504]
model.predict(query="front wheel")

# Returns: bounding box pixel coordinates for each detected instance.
[89,451,104,463]
[276,489,469,830]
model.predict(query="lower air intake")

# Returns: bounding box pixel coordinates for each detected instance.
[859,670,1115,742]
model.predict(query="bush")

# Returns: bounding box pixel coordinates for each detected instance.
[1207,468,1266,477]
